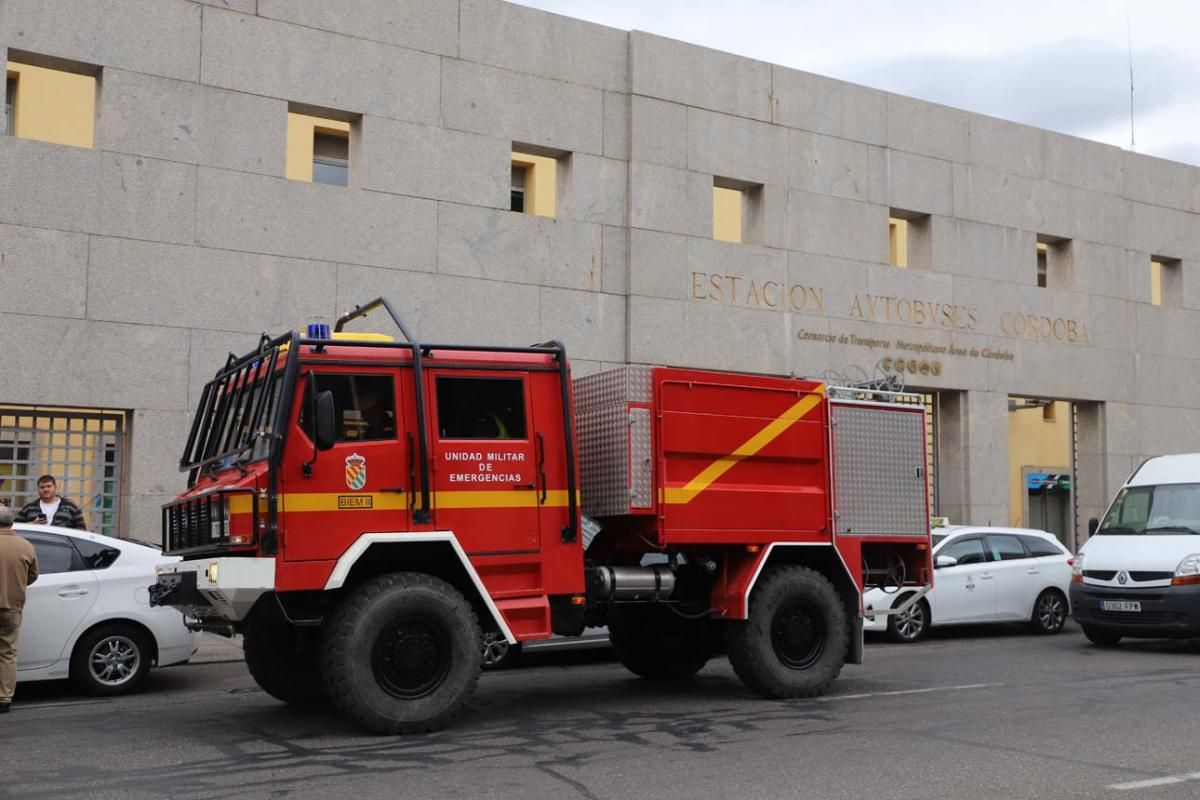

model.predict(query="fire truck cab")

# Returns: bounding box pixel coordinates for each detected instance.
[153,298,932,733]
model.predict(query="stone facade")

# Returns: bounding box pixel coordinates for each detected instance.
[2,0,1199,543]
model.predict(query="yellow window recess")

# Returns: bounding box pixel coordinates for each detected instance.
[286,112,351,185]
[1150,260,1163,306]
[511,151,556,217]
[713,185,742,243]
[5,61,95,148]
[889,218,909,267]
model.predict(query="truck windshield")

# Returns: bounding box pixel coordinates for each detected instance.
[184,361,285,473]
[1098,483,1200,535]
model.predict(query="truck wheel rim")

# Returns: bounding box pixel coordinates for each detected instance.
[89,635,141,687]
[771,601,826,669]
[894,604,925,640]
[371,615,451,699]
[1037,594,1065,630]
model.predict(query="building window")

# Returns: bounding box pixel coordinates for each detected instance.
[0,406,126,539]
[511,150,558,217]
[511,164,528,212]
[286,108,354,186]
[4,57,97,148]
[312,130,349,187]
[1150,256,1182,307]
[4,75,14,136]
[1036,236,1072,289]
[713,177,764,245]
[888,210,931,268]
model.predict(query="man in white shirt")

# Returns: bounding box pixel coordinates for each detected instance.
[15,475,86,530]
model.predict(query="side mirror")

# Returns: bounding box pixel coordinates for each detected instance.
[314,390,337,451]
[1088,517,1099,537]
[935,554,958,569]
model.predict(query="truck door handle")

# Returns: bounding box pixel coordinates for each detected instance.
[382,486,405,493]
[513,483,535,490]
[58,587,89,598]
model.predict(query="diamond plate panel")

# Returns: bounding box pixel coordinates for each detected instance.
[575,366,656,517]
[629,407,653,508]
[832,402,928,536]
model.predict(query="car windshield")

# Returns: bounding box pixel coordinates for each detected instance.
[1098,483,1200,535]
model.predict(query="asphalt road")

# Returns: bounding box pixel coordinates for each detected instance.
[3,622,1200,800]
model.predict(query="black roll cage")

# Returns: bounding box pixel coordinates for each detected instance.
[177,297,578,553]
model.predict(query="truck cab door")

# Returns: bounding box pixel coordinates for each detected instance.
[281,370,411,562]
[427,371,540,554]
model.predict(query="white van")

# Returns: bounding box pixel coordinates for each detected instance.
[1070,453,1200,646]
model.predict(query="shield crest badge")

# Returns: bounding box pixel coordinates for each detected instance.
[345,453,367,491]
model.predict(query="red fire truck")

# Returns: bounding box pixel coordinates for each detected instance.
[152,298,932,733]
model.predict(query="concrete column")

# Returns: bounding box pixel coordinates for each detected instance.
[1073,401,1107,551]
[937,390,1009,526]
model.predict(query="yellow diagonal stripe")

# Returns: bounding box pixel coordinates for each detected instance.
[663,388,825,505]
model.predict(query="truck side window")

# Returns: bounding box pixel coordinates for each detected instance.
[300,374,397,442]
[436,377,527,440]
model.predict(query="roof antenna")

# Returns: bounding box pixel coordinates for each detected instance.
[1126,3,1136,149]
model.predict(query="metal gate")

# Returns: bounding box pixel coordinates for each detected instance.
[0,406,126,538]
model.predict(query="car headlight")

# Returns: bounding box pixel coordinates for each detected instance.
[1172,554,1200,586]
[1071,551,1084,583]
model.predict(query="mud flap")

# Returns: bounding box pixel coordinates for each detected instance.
[848,615,864,665]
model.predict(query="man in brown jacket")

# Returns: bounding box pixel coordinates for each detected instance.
[0,504,38,712]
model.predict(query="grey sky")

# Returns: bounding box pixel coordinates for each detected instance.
[516,0,1200,166]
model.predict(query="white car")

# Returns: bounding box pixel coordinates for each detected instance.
[864,526,1073,643]
[15,523,199,695]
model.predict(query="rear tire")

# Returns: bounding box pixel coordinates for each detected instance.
[70,623,153,696]
[886,595,930,643]
[1081,624,1122,647]
[243,597,325,706]
[608,606,710,680]
[727,565,848,698]
[322,573,482,734]
[1029,589,1068,635]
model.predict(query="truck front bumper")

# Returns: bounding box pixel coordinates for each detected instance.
[151,557,275,623]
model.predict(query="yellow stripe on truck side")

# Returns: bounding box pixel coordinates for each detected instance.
[662,387,825,505]
[227,489,577,513]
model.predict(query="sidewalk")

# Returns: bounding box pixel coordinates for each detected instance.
[190,632,245,664]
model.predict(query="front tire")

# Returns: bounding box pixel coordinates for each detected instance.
[243,597,324,705]
[608,606,710,680]
[886,595,930,643]
[1081,624,1122,647]
[1030,589,1068,635]
[322,573,482,734]
[727,565,848,698]
[70,623,152,696]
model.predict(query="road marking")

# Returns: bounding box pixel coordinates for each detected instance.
[15,698,110,710]
[1109,772,1200,791]
[818,682,1002,702]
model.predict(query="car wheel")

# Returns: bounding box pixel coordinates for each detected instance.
[886,595,930,643]
[481,632,523,669]
[1081,624,1122,647]
[1030,589,1068,635]
[70,623,153,696]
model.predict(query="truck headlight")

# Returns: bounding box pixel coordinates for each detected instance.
[1071,551,1084,583]
[206,562,220,584]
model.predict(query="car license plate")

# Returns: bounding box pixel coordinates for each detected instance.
[1101,600,1141,612]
